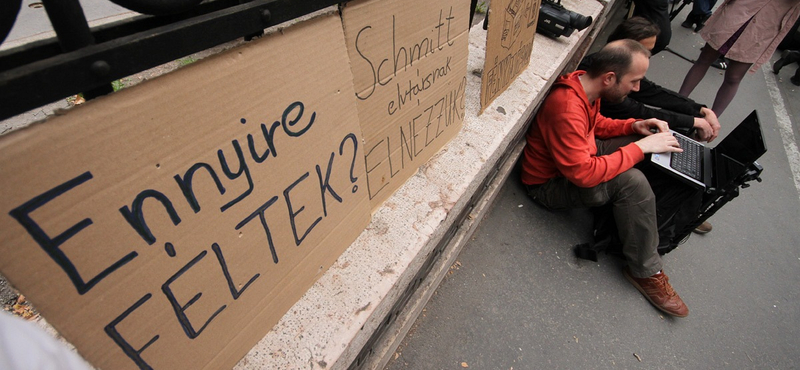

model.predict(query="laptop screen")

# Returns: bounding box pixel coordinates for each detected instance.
[713,110,766,165]
[712,110,767,188]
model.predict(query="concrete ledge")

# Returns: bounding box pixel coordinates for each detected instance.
[234,0,619,369]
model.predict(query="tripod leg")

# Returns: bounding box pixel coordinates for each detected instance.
[669,0,692,21]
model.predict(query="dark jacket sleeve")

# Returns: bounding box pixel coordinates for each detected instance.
[628,77,704,117]
[600,96,696,135]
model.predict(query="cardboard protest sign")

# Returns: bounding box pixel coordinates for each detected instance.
[480,0,541,113]
[341,0,470,210]
[0,13,369,370]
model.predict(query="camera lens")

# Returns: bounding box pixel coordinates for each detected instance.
[568,12,592,31]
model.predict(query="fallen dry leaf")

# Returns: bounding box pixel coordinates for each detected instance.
[67,94,85,106]
[461,362,469,368]
[4,295,39,321]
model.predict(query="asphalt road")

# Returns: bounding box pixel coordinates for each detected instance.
[386,4,800,370]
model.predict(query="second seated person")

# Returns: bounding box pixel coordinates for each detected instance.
[579,16,720,234]
[580,17,721,144]
[521,40,689,317]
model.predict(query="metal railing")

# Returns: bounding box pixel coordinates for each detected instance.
[0,0,481,122]
[0,0,361,121]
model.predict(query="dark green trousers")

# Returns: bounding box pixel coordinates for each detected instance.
[526,136,662,278]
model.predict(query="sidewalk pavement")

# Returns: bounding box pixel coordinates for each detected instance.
[386,4,800,370]
[2,0,135,50]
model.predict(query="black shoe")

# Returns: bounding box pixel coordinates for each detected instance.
[694,14,711,32]
[774,50,800,74]
[711,57,728,70]
[681,14,697,29]
[791,75,800,86]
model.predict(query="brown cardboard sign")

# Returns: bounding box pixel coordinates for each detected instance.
[341,0,470,210]
[480,0,541,113]
[0,13,369,370]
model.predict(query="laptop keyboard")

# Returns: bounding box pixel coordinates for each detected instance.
[670,134,703,181]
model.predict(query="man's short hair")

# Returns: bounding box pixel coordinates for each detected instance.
[584,39,651,80]
[607,16,660,43]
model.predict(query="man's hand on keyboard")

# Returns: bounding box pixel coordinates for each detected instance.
[632,118,669,136]
[634,132,684,154]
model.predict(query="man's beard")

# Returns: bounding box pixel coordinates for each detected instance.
[602,83,628,104]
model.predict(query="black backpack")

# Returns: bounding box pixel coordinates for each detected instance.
[573,159,765,262]
[573,170,702,261]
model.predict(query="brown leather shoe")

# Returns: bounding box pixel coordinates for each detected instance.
[624,268,689,317]
[693,221,712,234]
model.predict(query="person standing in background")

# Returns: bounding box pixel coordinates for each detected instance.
[679,0,800,117]
[773,49,800,85]
[681,0,718,32]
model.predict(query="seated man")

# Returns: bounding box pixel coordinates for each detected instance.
[521,39,689,317]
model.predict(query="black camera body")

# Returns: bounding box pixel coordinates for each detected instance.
[536,0,593,38]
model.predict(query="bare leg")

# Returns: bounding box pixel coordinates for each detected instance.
[679,44,721,97]
[711,59,751,116]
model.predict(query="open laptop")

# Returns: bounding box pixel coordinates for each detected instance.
[650,110,767,190]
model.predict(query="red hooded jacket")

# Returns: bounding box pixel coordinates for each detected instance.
[521,71,644,188]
